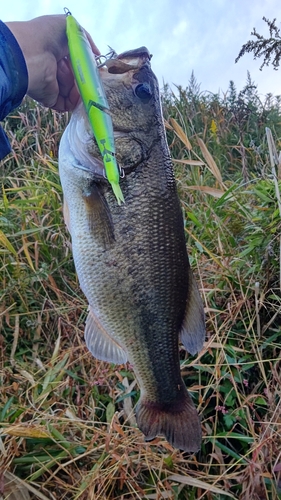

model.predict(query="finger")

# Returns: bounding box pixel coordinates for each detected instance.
[28,66,59,109]
[55,58,80,111]
[84,29,100,56]
[57,58,76,95]
[53,91,80,112]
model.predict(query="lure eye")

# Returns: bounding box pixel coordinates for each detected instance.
[134,83,152,102]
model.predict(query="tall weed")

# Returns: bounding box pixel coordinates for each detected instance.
[0,79,280,499]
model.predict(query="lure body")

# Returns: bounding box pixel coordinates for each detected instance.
[65,12,124,204]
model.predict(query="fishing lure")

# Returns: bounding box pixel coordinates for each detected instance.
[65,9,124,205]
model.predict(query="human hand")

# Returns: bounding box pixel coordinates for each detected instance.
[6,15,100,112]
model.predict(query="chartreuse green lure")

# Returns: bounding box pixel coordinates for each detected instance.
[65,9,124,205]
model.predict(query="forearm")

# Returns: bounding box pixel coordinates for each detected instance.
[0,20,28,159]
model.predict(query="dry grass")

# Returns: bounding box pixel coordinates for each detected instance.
[0,100,281,499]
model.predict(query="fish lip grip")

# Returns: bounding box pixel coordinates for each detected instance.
[64,8,125,205]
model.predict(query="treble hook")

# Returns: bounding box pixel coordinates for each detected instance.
[95,49,118,68]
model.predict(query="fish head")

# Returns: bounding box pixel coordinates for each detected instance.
[88,47,162,173]
[59,47,163,194]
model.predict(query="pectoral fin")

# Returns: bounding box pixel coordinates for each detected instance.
[180,267,205,355]
[82,183,115,248]
[84,306,127,364]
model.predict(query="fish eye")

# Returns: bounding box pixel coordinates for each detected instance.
[134,83,152,102]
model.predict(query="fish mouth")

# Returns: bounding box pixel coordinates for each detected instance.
[117,46,152,62]
[101,46,152,74]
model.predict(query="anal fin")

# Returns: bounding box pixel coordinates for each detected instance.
[180,266,205,355]
[84,306,127,365]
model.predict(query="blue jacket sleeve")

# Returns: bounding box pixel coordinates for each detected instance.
[0,21,28,160]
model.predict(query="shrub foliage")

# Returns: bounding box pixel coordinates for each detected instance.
[0,75,281,499]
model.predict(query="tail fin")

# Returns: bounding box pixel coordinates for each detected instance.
[136,388,201,453]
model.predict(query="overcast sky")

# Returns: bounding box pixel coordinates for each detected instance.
[2,0,281,98]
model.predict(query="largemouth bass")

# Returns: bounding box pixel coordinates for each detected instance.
[58,47,205,452]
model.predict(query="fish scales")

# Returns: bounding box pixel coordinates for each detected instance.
[59,47,205,452]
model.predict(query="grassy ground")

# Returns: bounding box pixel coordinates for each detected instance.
[0,95,281,499]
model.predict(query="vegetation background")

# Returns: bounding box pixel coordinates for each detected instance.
[0,62,281,499]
